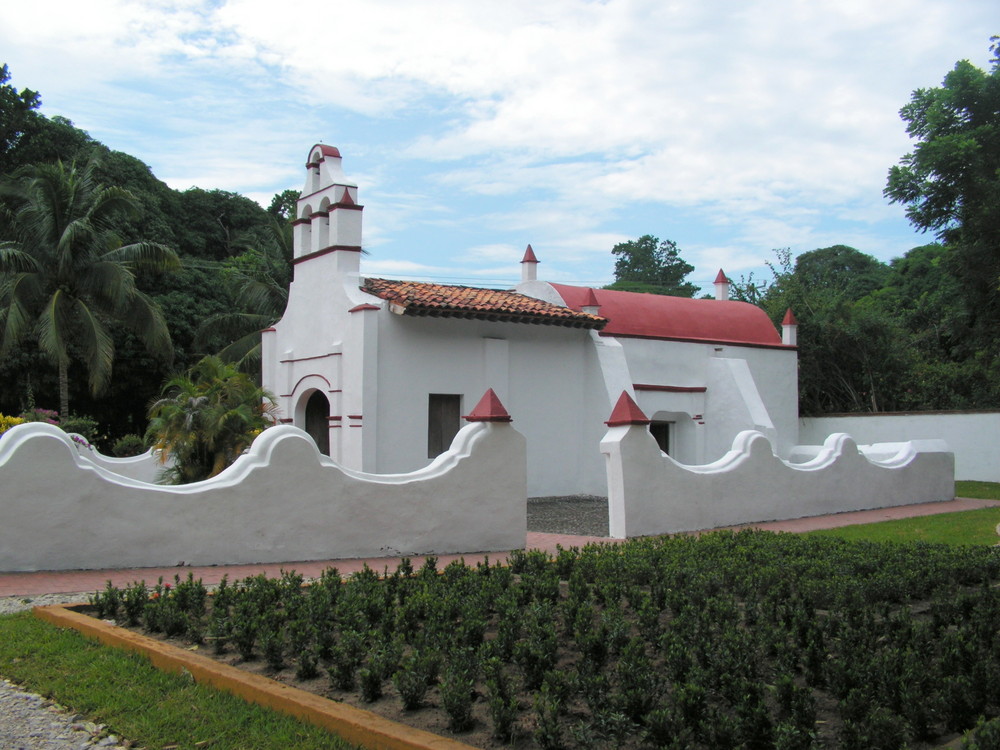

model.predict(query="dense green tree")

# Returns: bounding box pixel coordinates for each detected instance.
[194,214,292,373]
[757,249,912,414]
[92,149,182,247]
[174,188,275,260]
[0,66,95,172]
[0,69,281,439]
[267,188,299,220]
[0,63,41,172]
[146,355,278,483]
[791,245,890,301]
[6,115,95,172]
[884,37,1000,341]
[868,244,1000,409]
[0,158,179,415]
[605,235,697,297]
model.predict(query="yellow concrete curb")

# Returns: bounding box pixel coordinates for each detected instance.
[33,605,477,750]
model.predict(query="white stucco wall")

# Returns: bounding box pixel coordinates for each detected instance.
[602,424,954,538]
[616,337,798,464]
[68,441,163,484]
[800,412,1000,482]
[0,420,526,572]
[371,314,610,497]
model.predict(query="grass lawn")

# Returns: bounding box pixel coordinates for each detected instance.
[803,505,1000,545]
[955,479,1000,500]
[801,480,1000,546]
[0,611,356,750]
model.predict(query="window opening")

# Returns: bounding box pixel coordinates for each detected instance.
[428,394,462,458]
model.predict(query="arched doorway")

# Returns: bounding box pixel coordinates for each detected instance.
[304,391,330,455]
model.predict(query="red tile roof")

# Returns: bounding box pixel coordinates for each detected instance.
[361,278,606,329]
[551,283,785,347]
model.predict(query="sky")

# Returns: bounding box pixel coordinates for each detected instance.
[1,0,996,293]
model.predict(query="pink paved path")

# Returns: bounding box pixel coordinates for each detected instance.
[2,498,997,598]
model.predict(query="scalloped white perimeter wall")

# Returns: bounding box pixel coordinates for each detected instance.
[0,421,526,572]
[0,417,956,571]
[801,412,999,482]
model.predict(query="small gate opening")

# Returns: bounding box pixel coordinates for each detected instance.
[649,420,673,455]
[305,391,330,456]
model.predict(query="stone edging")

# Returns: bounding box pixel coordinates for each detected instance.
[33,605,477,750]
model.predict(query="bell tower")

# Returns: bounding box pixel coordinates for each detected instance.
[292,144,363,274]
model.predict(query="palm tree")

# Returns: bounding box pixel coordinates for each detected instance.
[146,355,278,483]
[0,157,179,416]
[194,216,291,373]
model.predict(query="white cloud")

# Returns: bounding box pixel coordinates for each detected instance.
[1,0,993,292]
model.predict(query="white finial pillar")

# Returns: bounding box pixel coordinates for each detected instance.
[714,269,730,301]
[521,244,539,282]
[782,308,798,346]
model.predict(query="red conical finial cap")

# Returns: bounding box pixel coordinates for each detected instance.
[605,391,650,426]
[521,244,538,263]
[714,269,728,284]
[782,308,797,326]
[464,389,513,422]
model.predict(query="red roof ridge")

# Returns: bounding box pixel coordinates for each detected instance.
[605,391,650,426]
[360,278,606,329]
[550,282,783,347]
[464,389,512,422]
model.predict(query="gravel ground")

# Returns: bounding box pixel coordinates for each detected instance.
[0,678,129,750]
[0,593,92,616]
[527,494,609,536]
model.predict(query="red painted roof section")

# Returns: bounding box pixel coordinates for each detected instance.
[521,244,538,263]
[316,144,342,159]
[605,391,650,426]
[361,278,606,328]
[714,269,728,284]
[464,389,513,422]
[782,308,798,326]
[550,284,783,347]
[583,288,600,308]
[349,304,380,313]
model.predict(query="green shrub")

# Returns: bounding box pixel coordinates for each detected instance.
[484,657,518,741]
[112,433,147,457]
[440,666,475,732]
[392,660,428,710]
[146,355,278,483]
[19,407,59,424]
[59,413,99,442]
[962,716,1000,749]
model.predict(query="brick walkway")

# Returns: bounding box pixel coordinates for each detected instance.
[1,498,996,598]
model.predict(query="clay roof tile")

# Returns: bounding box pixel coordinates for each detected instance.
[361,278,606,329]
